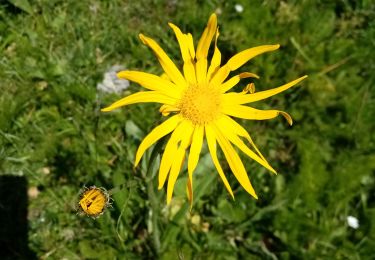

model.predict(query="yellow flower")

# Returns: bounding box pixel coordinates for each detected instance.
[78,186,111,218]
[102,14,307,205]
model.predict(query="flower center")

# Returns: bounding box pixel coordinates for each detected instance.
[179,84,221,125]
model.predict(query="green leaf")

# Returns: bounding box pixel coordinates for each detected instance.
[8,0,33,14]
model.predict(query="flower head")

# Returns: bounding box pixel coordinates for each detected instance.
[102,14,307,205]
[78,186,111,218]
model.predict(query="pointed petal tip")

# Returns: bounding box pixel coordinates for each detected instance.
[297,75,308,82]
[251,191,259,200]
[211,13,217,20]
[101,107,112,112]
[134,158,140,168]
[269,166,277,175]
[139,33,146,44]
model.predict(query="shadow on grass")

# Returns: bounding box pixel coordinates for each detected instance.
[0,175,36,260]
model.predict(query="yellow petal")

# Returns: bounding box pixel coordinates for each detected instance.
[205,124,234,198]
[215,117,276,174]
[212,125,258,199]
[196,13,217,60]
[186,33,195,60]
[139,34,187,87]
[222,105,293,125]
[183,61,197,84]
[101,91,176,112]
[158,120,192,189]
[209,64,231,87]
[168,23,191,62]
[230,75,308,104]
[117,70,182,98]
[220,72,260,93]
[195,58,207,83]
[166,122,193,204]
[167,146,185,204]
[188,125,204,184]
[227,45,280,71]
[186,176,193,208]
[207,28,221,81]
[167,24,197,84]
[244,83,256,94]
[158,130,181,189]
[159,104,180,116]
[210,44,278,87]
[221,115,269,164]
[134,115,182,167]
[160,73,170,81]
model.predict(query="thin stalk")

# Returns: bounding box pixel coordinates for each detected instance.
[147,178,161,255]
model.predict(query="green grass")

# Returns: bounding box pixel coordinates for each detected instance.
[1,0,374,259]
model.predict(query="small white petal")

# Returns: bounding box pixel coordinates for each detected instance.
[347,216,359,229]
[234,4,244,13]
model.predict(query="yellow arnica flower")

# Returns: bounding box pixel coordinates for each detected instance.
[102,14,307,205]
[78,186,111,218]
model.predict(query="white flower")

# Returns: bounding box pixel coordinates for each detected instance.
[97,65,129,94]
[347,216,359,229]
[234,4,244,13]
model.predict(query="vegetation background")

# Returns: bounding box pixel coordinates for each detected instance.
[1,0,374,259]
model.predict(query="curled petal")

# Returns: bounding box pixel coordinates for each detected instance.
[169,23,191,62]
[220,72,259,93]
[169,23,197,84]
[196,13,217,60]
[223,105,293,125]
[207,28,221,81]
[159,104,180,116]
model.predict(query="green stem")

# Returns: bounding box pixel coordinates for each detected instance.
[147,178,161,255]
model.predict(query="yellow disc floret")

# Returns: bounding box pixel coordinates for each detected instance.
[179,84,221,125]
